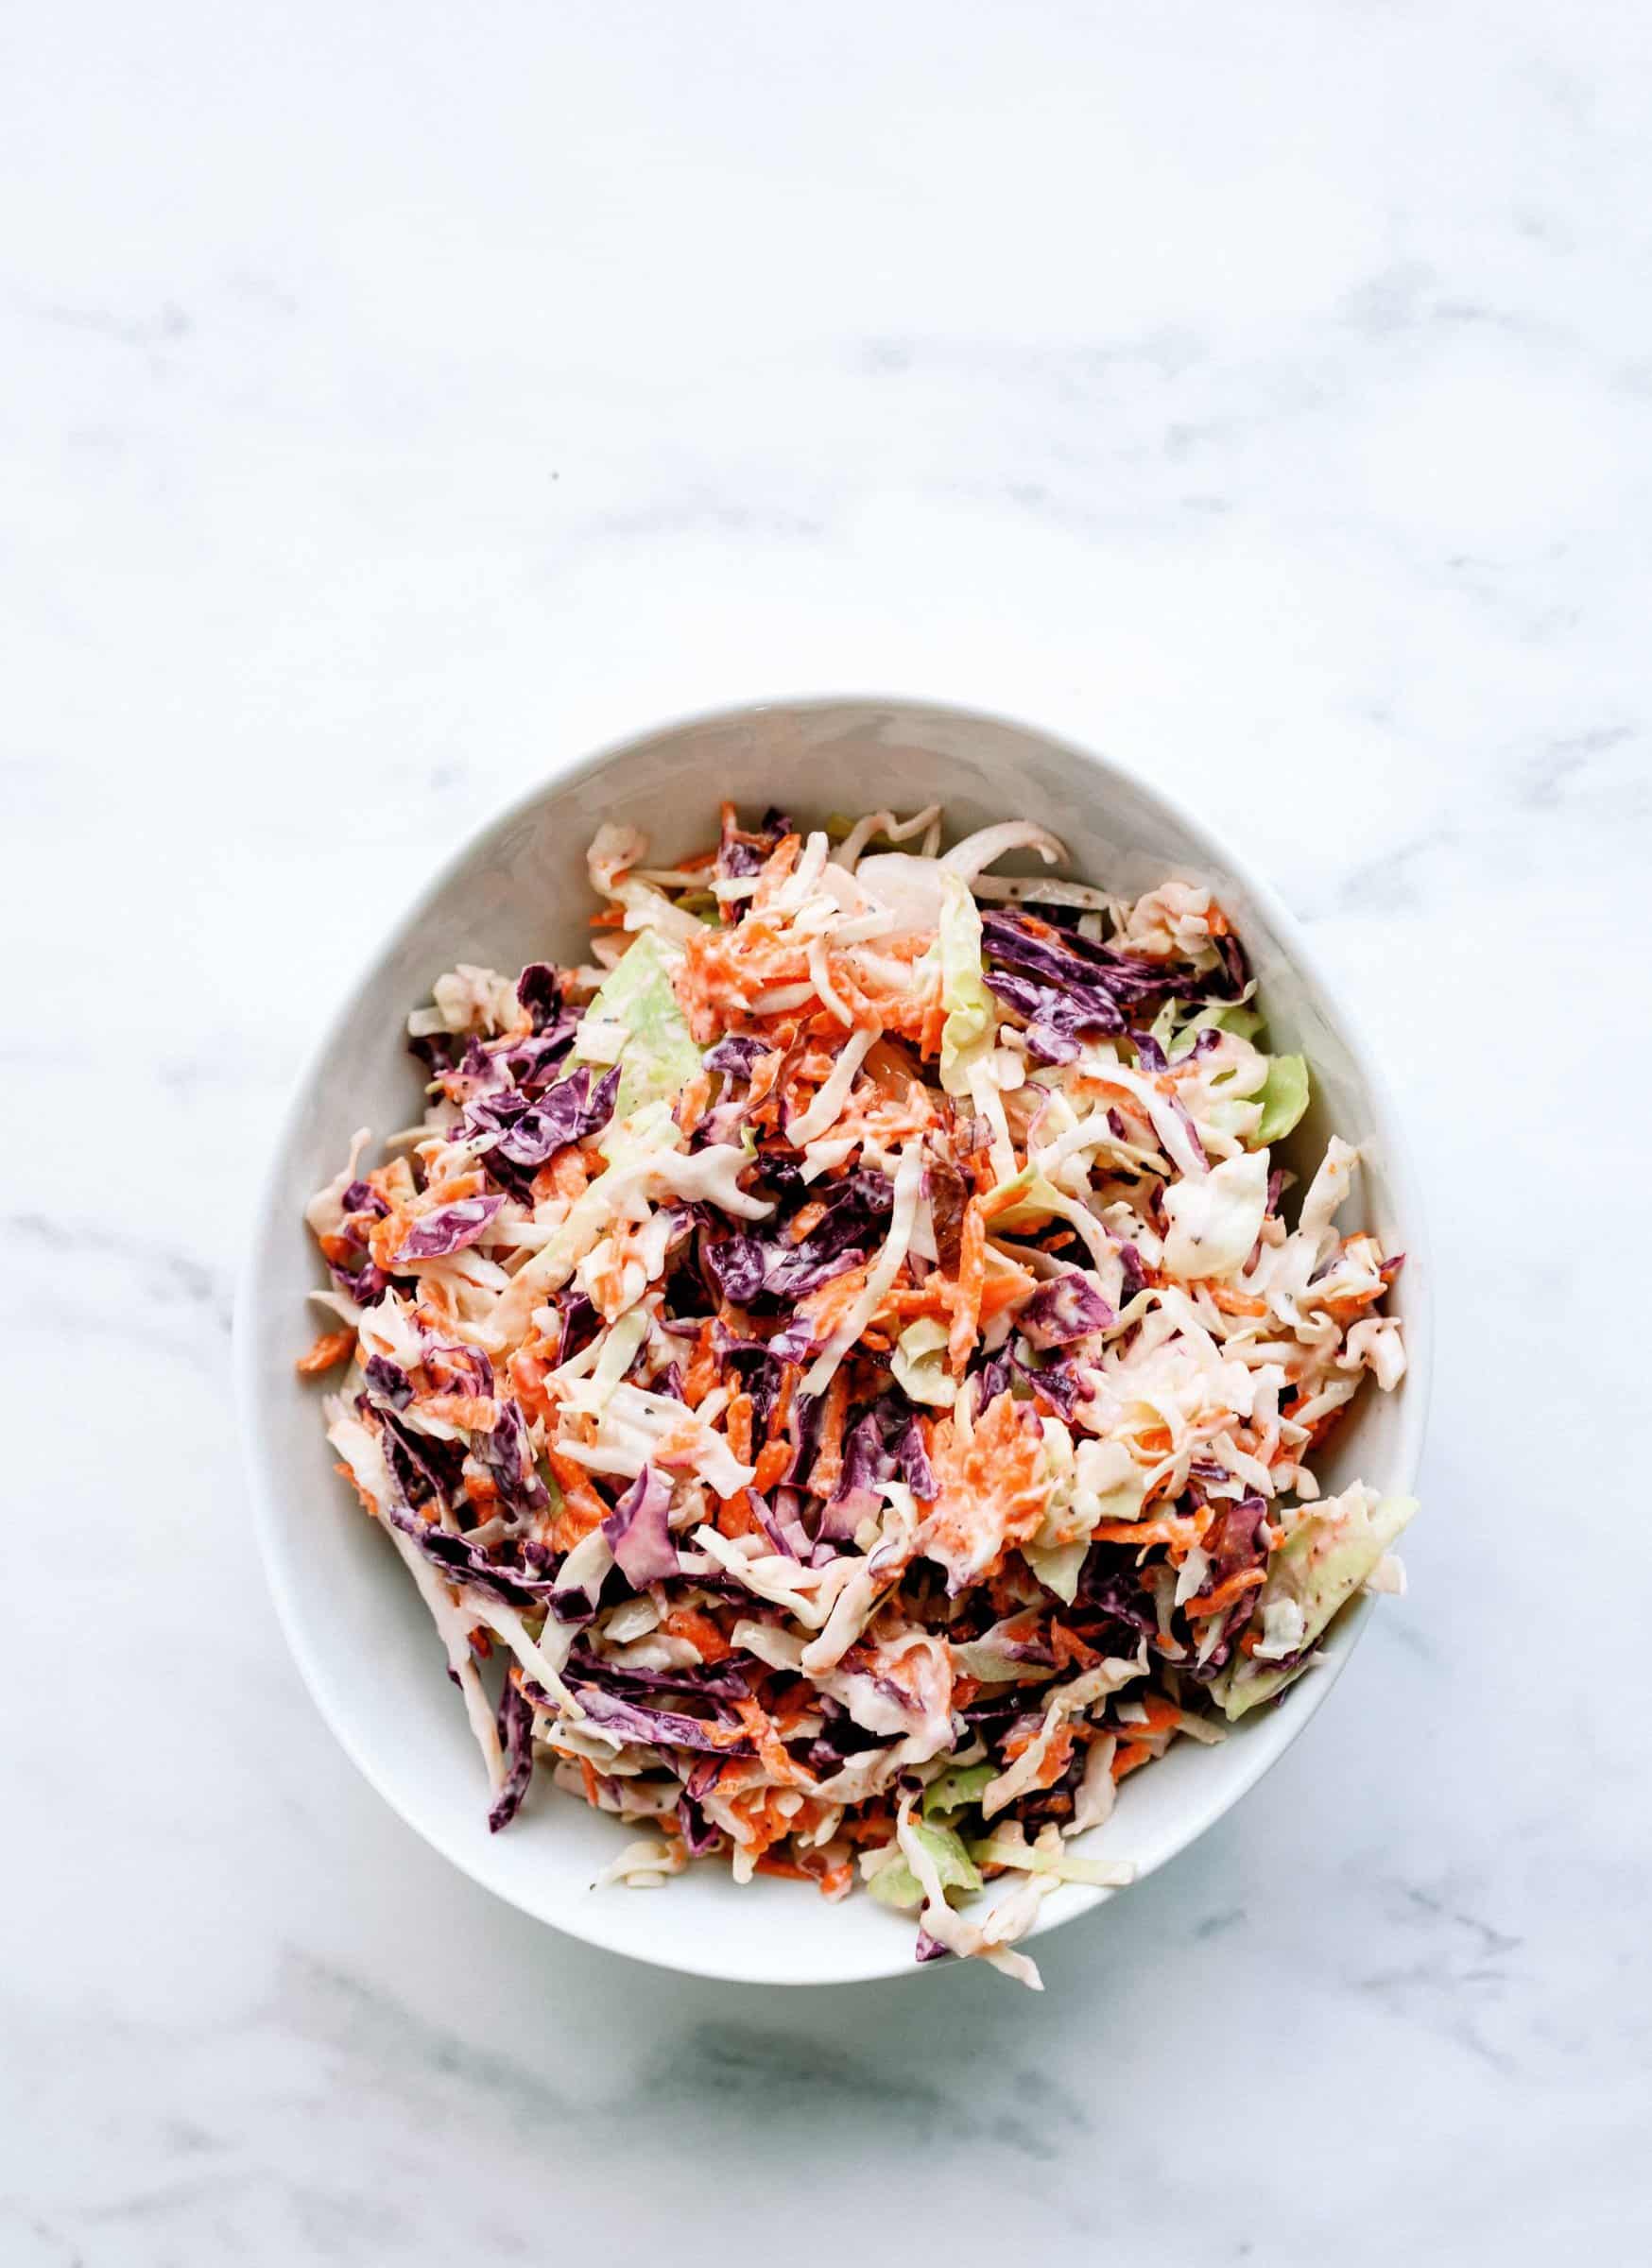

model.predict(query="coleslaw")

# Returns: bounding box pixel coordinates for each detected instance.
[299,803,1415,1985]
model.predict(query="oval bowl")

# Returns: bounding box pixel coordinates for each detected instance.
[234,696,1432,1986]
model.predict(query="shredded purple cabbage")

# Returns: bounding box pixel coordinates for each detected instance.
[465,1062,621,1177]
[515,963,562,1033]
[891,1416,938,1501]
[1021,1269,1113,1348]
[568,1650,752,1702]
[393,1194,507,1262]
[489,1676,536,1831]
[382,1498,563,1608]
[601,1467,680,1588]
[425,1342,496,1398]
[678,1793,725,1855]
[704,1033,771,1078]
[1011,1352,1093,1419]
[469,1398,551,1521]
[363,1354,413,1409]
[570,1686,754,1756]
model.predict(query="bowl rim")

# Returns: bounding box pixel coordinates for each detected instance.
[233,691,1433,1986]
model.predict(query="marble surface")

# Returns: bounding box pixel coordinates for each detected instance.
[6,3,1651,2259]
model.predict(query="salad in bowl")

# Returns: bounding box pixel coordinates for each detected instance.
[296,795,1416,1987]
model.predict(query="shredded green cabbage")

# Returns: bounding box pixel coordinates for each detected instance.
[1217,1487,1418,1718]
[922,1761,996,1818]
[867,1820,983,1910]
[936,870,996,1097]
[1254,1052,1310,1143]
[892,1315,955,1406]
[577,930,704,1117]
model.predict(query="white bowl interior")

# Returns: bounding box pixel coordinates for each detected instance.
[237,697,1429,1986]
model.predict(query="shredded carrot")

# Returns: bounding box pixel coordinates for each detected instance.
[920,1392,1048,1574]
[947,1198,988,1374]
[682,1320,718,1409]
[1183,1567,1266,1620]
[766,1362,800,1441]
[806,1856,857,1900]
[1208,1285,1269,1318]
[751,1439,792,1494]
[1111,1740,1154,1782]
[752,833,802,902]
[425,1168,486,1204]
[725,1391,754,1469]
[981,1270,1035,1320]
[1300,1406,1349,1453]
[365,1210,411,1269]
[1050,1622,1100,1672]
[766,1687,817,1738]
[1035,1724,1076,1787]
[545,1449,610,1550]
[663,1606,731,1662]
[800,1263,871,1344]
[806,1371,851,1495]
[753,1853,816,1881]
[1131,1693,1184,1737]
[531,1147,590,1205]
[1004,1713,1076,1787]
[722,1784,800,1859]
[296,1327,356,1378]
[734,1698,811,1785]
[674,1070,712,1137]
[333,1458,378,1515]
[507,1347,554,1425]
[871,1268,1031,1335]
[715,1488,765,1540]
[994,1609,1045,1657]
[835,1812,900,1847]
[420,1392,499,1432]
[743,1046,792,1129]
[366,1157,415,1204]
[979,1177,1040,1223]
[1092,1514,1203,1551]
[875,1283,950,1320]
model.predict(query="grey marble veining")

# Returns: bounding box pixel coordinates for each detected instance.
[5,2,1651,2260]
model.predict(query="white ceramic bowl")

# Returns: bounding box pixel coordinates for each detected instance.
[235,696,1431,1986]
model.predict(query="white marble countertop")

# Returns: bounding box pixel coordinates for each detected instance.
[7,3,1651,2259]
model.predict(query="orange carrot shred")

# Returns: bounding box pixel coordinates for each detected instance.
[726,1391,754,1469]
[766,1362,800,1441]
[682,1321,718,1409]
[545,1449,610,1550]
[1182,1567,1266,1620]
[296,1327,357,1378]
[752,1439,792,1494]
[807,1372,851,1495]
[663,1606,731,1662]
